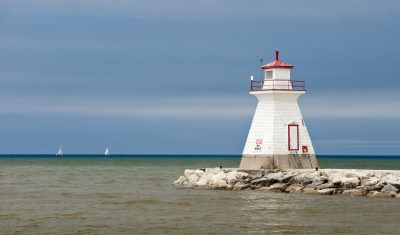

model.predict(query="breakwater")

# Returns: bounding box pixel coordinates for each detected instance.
[174,168,400,198]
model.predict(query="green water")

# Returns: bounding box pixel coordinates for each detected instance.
[0,156,399,234]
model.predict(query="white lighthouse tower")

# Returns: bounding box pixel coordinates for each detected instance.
[240,50,319,169]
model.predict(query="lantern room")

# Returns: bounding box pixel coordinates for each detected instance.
[261,49,293,80]
[250,50,304,92]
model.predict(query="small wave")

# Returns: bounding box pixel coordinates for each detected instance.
[22,222,41,228]
[0,213,19,219]
[84,224,111,228]
[52,211,88,219]
[172,201,192,207]
[113,199,161,205]
[96,193,117,199]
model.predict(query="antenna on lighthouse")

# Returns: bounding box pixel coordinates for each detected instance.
[275,49,279,61]
[259,58,264,80]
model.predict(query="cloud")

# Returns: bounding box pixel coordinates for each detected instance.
[316,140,400,145]
[0,90,399,119]
[2,0,399,22]
[301,91,400,118]
[0,95,253,119]
[315,140,400,148]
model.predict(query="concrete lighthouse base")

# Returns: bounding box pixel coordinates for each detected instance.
[239,154,319,170]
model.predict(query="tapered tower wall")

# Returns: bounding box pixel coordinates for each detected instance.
[240,91,319,169]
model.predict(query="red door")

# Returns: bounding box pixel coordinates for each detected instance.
[288,124,299,150]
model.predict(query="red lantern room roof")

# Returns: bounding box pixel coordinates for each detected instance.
[261,50,293,70]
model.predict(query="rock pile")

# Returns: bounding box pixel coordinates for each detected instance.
[174,168,400,198]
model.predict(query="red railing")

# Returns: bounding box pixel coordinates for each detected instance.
[250,79,305,91]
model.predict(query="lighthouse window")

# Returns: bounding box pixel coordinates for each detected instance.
[266,71,273,79]
[288,124,299,150]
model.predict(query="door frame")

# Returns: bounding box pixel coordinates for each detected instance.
[288,124,299,150]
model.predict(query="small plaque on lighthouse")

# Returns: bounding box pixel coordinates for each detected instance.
[254,139,263,150]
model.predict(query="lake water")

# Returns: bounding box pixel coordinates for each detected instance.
[0,155,399,234]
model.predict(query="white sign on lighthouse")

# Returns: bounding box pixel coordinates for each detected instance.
[240,50,319,169]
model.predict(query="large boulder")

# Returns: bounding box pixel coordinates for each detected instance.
[382,174,400,190]
[316,182,335,190]
[251,172,285,186]
[225,171,249,184]
[209,171,228,188]
[381,184,399,193]
[280,171,299,183]
[186,174,201,187]
[195,175,211,188]
[330,172,360,188]
[289,171,320,185]
[361,177,382,187]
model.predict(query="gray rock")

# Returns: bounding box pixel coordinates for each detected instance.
[288,172,318,185]
[174,176,186,185]
[285,184,304,193]
[250,184,261,190]
[288,177,311,185]
[317,188,336,195]
[302,187,319,195]
[305,179,325,188]
[331,175,360,188]
[233,182,250,190]
[256,186,271,192]
[227,178,240,185]
[316,182,335,190]
[360,183,385,192]
[268,183,289,192]
[387,181,400,190]
[281,174,296,183]
[250,172,285,186]
[251,177,269,184]
[361,177,381,186]
[334,189,344,195]
[342,189,365,196]
[381,184,399,193]
[369,191,396,198]
[250,177,274,187]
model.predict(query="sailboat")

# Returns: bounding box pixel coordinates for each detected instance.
[56,146,63,156]
[104,148,110,156]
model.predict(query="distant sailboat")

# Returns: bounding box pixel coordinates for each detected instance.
[104,148,110,156]
[56,146,63,156]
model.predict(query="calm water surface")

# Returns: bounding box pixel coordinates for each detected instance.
[0,156,399,234]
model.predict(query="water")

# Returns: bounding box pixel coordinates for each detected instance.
[0,155,399,234]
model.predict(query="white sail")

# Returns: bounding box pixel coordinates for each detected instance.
[104,148,110,155]
[56,146,63,156]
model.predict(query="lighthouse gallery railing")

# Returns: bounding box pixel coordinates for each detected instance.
[250,79,305,91]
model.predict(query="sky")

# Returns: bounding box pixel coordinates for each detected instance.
[0,0,399,155]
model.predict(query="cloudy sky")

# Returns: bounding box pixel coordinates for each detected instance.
[0,0,399,155]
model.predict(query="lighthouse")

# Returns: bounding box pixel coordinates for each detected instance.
[239,50,319,169]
